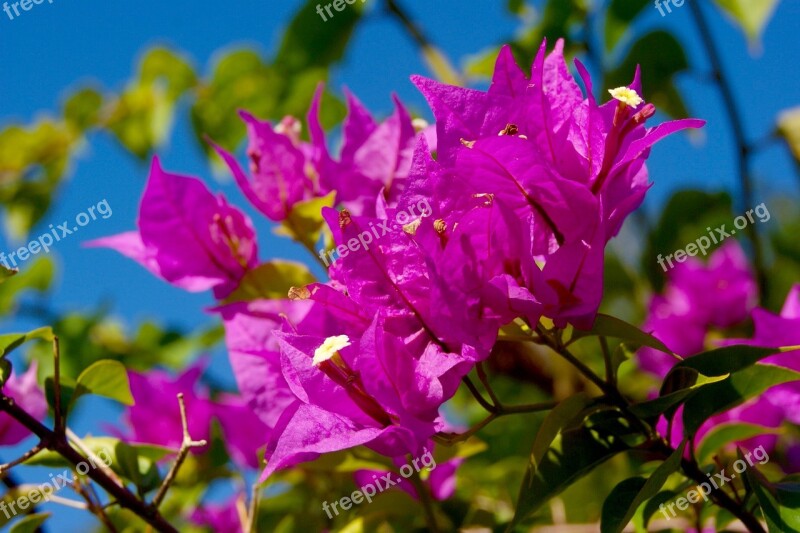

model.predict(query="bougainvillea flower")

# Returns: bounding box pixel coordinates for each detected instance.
[736,285,800,425]
[407,39,703,329]
[353,445,462,502]
[638,241,757,376]
[259,297,475,480]
[0,363,46,446]
[189,494,243,533]
[309,86,418,216]
[213,394,271,470]
[214,112,311,222]
[125,365,214,453]
[88,157,258,299]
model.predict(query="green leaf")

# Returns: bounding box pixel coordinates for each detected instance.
[192,50,281,156]
[511,412,633,527]
[670,345,782,377]
[778,106,800,168]
[274,0,363,77]
[629,387,697,419]
[63,88,104,132]
[697,423,781,463]
[601,442,685,533]
[0,358,12,387]
[107,82,172,159]
[572,313,675,356]
[275,191,337,250]
[643,190,734,290]
[530,393,592,471]
[70,359,135,409]
[0,257,54,314]
[605,31,690,119]
[9,513,51,533]
[605,0,650,51]
[139,47,197,101]
[683,364,800,436]
[711,0,780,44]
[0,327,54,358]
[223,261,315,303]
[642,490,681,527]
[0,264,16,283]
[745,462,800,532]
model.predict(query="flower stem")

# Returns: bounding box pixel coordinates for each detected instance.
[407,466,441,533]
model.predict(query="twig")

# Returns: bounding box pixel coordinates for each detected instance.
[599,336,615,386]
[0,442,46,474]
[536,325,617,398]
[72,475,119,533]
[52,337,64,437]
[245,483,260,533]
[461,375,497,413]
[66,428,123,487]
[688,0,767,294]
[150,393,207,509]
[0,395,178,532]
[435,400,557,445]
[47,494,89,510]
[407,466,441,533]
[384,0,462,85]
[476,362,502,408]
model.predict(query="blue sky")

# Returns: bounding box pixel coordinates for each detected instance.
[0,0,798,530]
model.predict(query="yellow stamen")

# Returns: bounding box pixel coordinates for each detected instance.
[608,87,644,108]
[313,335,352,366]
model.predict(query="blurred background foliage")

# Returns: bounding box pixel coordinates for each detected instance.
[0,0,798,531]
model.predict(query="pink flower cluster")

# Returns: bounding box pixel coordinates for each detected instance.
[639,241,800,471]
[90,40,703,485]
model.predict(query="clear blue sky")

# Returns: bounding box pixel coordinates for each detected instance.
[0,0,798,530]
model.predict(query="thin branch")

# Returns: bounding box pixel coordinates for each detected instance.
[0,442,46,474]
[599,336,615,386]
[52,337,64,438]
[475,362,502,408]
[407,466,440,533]
[384,0,462,85]
[72,475,119,533]
[461,375,497,413]
[0,395,178,532]
[435,401,556,445]
[151,393,207,509]
[688,0,767,293]
[652,440,765,533]
[536,325,617,398]
[66,428,123,487]
[47,494,89,510]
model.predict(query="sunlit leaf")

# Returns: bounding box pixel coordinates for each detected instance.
[712,0,780,45]
[223,261,316,303]
[0,327,54,358]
